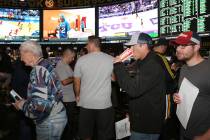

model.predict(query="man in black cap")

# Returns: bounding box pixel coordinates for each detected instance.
[114,32,166,140]
[154,38,178,140]
[154,37,176,118]
[153,37,169,55]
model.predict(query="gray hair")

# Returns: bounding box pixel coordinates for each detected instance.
[20,40,43,57]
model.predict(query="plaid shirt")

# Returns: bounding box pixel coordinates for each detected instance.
[22,59,63,123]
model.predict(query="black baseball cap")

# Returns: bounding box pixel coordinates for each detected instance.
[154,37,169,46]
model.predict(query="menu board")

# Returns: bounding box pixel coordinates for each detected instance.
[159,0,210,36]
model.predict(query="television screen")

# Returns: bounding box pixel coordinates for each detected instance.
[0,8,40,41]
[99,0,158,38]
[160,0,210,36]
[43,8,95,41]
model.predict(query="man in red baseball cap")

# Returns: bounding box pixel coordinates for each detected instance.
[172,31,210,140]
[171,31,201,63]
[171,31,200,45]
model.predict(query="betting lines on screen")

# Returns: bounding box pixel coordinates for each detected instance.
[198,0,210,33]
[159,0,210,36]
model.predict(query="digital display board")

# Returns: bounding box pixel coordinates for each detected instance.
[160,0,210,36]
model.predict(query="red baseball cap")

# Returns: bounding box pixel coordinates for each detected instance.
[170,31,200,45]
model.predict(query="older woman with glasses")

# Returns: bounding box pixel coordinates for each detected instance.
[13,40,67,140]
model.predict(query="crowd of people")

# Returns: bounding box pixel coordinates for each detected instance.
[0,31,210,140]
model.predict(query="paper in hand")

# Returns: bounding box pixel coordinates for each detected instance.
[176,78,199,129]
[115,117,131,139]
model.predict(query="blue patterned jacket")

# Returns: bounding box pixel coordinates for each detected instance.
[22,59,63,124]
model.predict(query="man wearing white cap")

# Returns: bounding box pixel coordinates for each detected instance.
[114,32,166,140]
[173,31,210,140]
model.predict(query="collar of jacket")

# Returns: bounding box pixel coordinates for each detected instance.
[137,51,155,65]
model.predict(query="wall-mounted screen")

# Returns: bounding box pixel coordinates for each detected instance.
[159,0,210,36]
[99,0,158,38]
[43,8,95,41]
[0,8,40,41]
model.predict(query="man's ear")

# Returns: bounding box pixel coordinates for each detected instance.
[194,44,200,52]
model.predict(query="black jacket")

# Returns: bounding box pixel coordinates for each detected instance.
[11,59,31,99]
[156,53,176,94]
[114,51,166,134]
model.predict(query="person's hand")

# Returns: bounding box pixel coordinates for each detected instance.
[194,135,209,140]
[76,96,80,103]
[1,83,9,89]
[12,100,25,110]
[125,113,130,121]
[194,129,210,140]
[171,63,176,71]
[0,72,4,77]
[113,56,122,64]
[173,93,181,104]
[194,136,205,140]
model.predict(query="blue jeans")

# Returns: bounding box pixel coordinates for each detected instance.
[36,110,67,140]
[130,131,160,140]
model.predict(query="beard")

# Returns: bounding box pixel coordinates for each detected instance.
[176,51,194,61]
